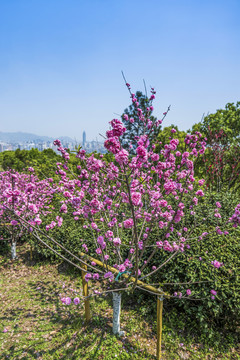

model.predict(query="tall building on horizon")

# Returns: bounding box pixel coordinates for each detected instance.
[83,131,86,147]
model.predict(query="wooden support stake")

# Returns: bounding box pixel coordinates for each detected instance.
[81,264,91,323]
[157,296,163,360]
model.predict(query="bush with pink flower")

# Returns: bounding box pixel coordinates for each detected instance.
[47,81,240,314]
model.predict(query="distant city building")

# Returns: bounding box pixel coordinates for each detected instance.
[82,131,86,147]
[0,137,106,154]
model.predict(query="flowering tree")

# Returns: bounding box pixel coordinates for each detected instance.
[0,169,56,259]
[1,83,239,339]
[48,82,240,335]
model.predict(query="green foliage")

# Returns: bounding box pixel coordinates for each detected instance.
[0,148,62,179]
[166,231,239,334]
[191,102,240,193]
[102,151,115,163]
[31,213,91,262]
[0,226,10,255]
[191,101,240,144]
[144,191,240,333]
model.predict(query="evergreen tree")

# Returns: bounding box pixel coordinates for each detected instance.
[121,91,160,153]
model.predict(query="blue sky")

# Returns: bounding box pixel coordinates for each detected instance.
[0,0,239,141]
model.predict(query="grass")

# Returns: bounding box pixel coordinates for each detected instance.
[0,243,239,359]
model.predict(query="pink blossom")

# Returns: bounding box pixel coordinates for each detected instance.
[123,218,134,228]
[115,149,129,165]
[151,153,159,161]
[60,204,68,213]
[82,243,88,252]
[193,197,198,205]
[104,272,114,281]
[106,130,114,138]
[56,216,63,227]
[53,139,61,146]
[96,248,102,255]
[34,216,42,225]
[211,260,222,269]
[182,151,190,158]
[113,237,121,246]
[97,236,104,245]
[11,220,18,226]
[91,222,98,230]
[105,230,113,238]
[198,179,205,186]
[93,273,100,280]
[65,297,72,305]
[131,192,142,206]
[104,137,121,154]
[136,146,148,162]
[160,200,168,207]
[85,273,92,282]
[195,190,204,197]
[110,119,126,137]
[119,264,126,272]
[164,181,177,193]
[74,297,80,305]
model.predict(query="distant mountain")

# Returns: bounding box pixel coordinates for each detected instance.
[0,131,76,144]
[58,136,77,143]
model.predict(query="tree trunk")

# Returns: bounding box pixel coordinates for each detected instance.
[112,292,124,336]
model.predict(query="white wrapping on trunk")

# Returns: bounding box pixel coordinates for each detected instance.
[11,242,17,260]
[112,292,122,335]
